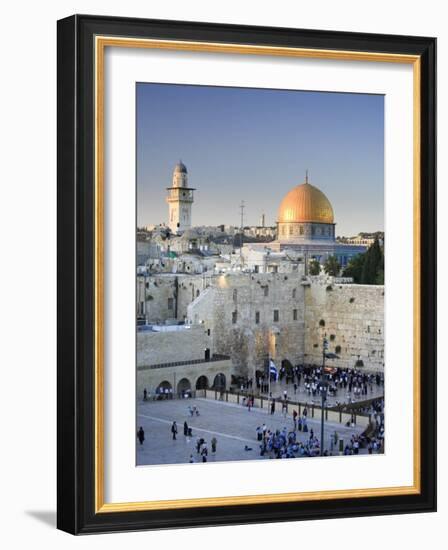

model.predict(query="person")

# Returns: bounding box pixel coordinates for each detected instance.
[201,444,208,462]
[189,454,195,463]
[171,421,178,440]
[196,437,204,453]
[333,431,339,446]
[143,388,147,401]
[137,426,145,445]
[211,436,217,453]
[270,400,275,415]
[183,421,189,436]
[292,409,298,430]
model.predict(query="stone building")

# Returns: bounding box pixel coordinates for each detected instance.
[186,272,307,379]
[137,164,384,394]
[166,161,195,234]
[137,324,231,396]
[249,172,367,267]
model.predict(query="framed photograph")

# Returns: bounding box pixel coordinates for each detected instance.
[57,15,436,534]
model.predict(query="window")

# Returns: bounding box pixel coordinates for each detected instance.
[299,225,304,235]
[167,298,174,310]
[233,288,237,302]
[273,310,279,322]
[293,309,297,321]
[207,329,211,336]
[264,286,269,297]
[292,288,296,299]
[255,311,260,324]
[289,225,293,235]
[232,311,237,324]
[254,265,259,273]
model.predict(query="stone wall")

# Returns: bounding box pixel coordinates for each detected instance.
[138,271,385,385]
[187,272,306,378]
[304,281,384,371]
[137,325,212,366]
[137,358,232,397]
[141,273,212,324]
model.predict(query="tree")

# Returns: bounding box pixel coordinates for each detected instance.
[343,239,384,284]
[324,255,341,277]
[343,253,365,283]
[361,238,383,284]
[308,258,321,276]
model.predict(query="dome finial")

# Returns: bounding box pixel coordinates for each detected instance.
[305,169,309,184]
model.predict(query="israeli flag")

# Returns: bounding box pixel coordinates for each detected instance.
[269,359,278,381]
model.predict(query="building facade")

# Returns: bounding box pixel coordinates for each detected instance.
[166,161,195,234]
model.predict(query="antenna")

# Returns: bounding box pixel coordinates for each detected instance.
[239,200,245,230]
[239,200,245,256]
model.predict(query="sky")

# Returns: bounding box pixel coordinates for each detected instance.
[136,83,384,237]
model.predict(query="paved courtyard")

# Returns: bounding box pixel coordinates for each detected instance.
[136,397,368,466]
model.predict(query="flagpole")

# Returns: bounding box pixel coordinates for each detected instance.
[268,356,271,399]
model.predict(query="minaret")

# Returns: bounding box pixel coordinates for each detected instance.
[166,161,195,234]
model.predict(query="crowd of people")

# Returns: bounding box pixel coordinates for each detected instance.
[137,366,385,463]
[242,364,385,404]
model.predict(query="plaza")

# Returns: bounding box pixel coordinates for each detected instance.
[136,396,371,466]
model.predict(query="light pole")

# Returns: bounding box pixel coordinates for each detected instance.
[320,337,329,456]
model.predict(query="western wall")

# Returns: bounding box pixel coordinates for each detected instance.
[137,272,385,382]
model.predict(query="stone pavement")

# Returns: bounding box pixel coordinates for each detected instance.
[136,397,369,466]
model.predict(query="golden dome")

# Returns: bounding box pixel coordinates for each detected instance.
[278,181,334,224]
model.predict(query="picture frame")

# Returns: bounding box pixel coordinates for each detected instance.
[57,14,436,534]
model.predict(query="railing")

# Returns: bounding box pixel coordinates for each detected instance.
[199,388,371,428]
[137,353,230,371]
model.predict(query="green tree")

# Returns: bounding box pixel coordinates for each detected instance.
[324,255,341,277]
[308,258,321,276]
[342,239,384,285]
[343,253,365,283]
[361,238,383,284]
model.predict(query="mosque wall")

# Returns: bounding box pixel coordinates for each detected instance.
[303,281,384,372]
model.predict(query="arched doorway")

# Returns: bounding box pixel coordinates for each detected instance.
[281,359,294,383]
[196,375,209,390]
[213,373,226,391]
[177,377,191,397]
[156,380,173,399]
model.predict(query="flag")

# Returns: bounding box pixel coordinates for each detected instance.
[269,359,278,381]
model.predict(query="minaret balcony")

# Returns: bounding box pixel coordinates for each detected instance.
[166,188,195,202]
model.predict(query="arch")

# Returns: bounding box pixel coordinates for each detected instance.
[196,375,209,390]
[156,380,173,399]
[177,377,191,396]
[213,373,226,390]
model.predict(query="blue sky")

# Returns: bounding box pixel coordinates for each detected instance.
[137,83,384,237]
